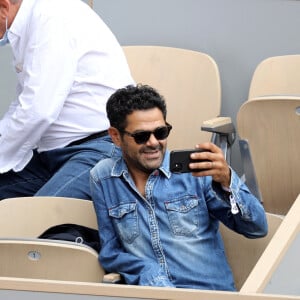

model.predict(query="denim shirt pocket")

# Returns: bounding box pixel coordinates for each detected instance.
[109,202,139,244]
[165,196,199,237]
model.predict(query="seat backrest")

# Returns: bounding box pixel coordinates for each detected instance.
[0,196,98,238]
[220,213,283,290]
[0,239,105,282]
[0,196,105,282]
[249,55,300,99]
[122,45,221,149]
[241,194,300,294]
[237,96,300,215]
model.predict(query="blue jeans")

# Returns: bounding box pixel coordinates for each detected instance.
[0,135,120,200]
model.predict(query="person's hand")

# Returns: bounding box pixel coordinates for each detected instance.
[189,142,231,188]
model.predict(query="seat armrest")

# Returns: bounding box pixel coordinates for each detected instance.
[201,117,236,164]
[201,117,235,138]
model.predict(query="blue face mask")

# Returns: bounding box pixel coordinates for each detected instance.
[0,18,9,47]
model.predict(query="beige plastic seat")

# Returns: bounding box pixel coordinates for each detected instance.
[122,45,229,150]
[0,196,98,238]
[241,194,300,294]
[220,213,283,290]
[237,96,300,215]
[0,239,104,282]
[248,55,300,99]
[0,196,105,282]
[237,55,300,214]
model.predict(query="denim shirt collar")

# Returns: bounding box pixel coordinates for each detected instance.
[111,150,171,179]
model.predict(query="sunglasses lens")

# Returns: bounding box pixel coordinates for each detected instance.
[153,127,170,140]
[130,125,172,144]
[133,132,151,144]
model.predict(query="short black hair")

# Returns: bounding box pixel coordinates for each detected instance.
[106,84,167,131]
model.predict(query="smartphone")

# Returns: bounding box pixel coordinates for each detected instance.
[169,149,210,173]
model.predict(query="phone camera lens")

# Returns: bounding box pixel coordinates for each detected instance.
[174,163,182,172]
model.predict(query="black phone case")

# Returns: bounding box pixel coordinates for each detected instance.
[169,149,208,173]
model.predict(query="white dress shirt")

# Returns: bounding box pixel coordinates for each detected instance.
[0,0,134,173]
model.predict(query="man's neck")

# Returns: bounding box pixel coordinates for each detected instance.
[128,169,151,198]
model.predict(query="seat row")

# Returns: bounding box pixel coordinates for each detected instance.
[0,46,299,298]
[0,194,299,295]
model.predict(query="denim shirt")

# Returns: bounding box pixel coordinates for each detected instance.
[90,151,268,291]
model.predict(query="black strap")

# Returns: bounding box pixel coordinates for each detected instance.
[38,223,100,252]
[67,130,108,147]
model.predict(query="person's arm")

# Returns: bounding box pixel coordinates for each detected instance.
[90,172,175,287]
[0,14,77,173]
[189,142,268,238]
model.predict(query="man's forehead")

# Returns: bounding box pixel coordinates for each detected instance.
[125,109,165,130]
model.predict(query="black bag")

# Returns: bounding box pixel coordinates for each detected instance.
[38,223,100,252]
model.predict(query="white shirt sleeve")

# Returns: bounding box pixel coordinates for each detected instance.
[0,0,134,173]
[0,13,77,172]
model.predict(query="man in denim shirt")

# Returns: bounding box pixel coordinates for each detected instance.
[90,84,268,291]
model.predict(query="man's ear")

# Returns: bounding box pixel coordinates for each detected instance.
[0,0,10,20]
[0,0,9,13]
[108,127,122,147]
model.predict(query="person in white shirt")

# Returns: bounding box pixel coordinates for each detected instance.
[0,0,135,199]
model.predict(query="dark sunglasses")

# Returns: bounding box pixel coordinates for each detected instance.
[121,123,172,144]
